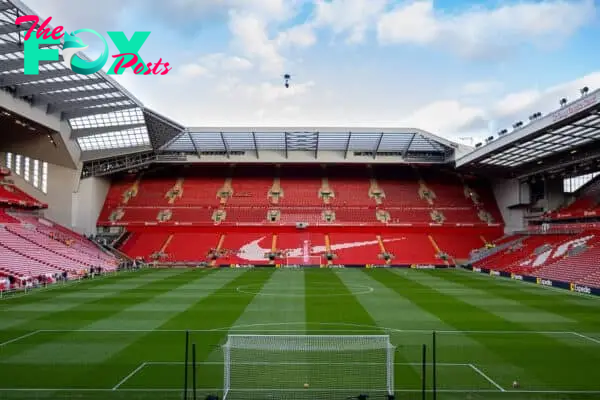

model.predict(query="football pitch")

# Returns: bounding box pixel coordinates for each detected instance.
[1,267,599,400]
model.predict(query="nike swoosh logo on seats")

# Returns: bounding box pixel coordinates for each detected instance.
[237,237,405,261]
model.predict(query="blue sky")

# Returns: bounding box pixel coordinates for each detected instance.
[26,0,600,143]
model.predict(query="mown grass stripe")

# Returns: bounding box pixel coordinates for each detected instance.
[0,269,183,343]
[78,269,275,393]
[381,269,600,391]
[337,268,422,386]
[405,270,573,326]
[443,270,600,331]
[225,268,307,334]
[0,269,156,307]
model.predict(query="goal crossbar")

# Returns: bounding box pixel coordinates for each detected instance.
[223,334,395,399]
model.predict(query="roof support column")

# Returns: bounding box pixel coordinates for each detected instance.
[403,133,416,159]
[374,132,384,159]
[252,131,259,159]
[189,131,201,158]
[220,131,230,159]
[344,132,352,159]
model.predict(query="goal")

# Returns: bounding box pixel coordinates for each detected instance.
[222,334,395,399]
[284,255,322,267]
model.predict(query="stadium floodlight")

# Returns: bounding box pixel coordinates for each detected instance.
[498,129,508,136]
[560,98,568,107]
[475,142,482,147]
[486,136,494,143]
[580,86,589,96]
[222,334,395,399]
[512,121,523,129]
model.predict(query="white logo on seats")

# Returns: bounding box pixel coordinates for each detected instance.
[520,235,594,267]
[237,237,405,261]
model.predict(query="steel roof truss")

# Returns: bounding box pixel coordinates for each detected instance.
[13,78,105,97]
[251,131,259,159]
[49,96,129,113]
[63,104,136,119]
[0,68,74,86]
[219,131,230,158]
[344,132,351,159]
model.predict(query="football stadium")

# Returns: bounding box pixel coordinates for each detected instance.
[1,0,600,399]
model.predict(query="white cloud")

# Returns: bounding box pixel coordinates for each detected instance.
[377,0,596,59]
[491,71,600,126]
[377,1,438,45]
[493,90,540,117]
[400,71,600,139]
[276,24,317,48]
[179,63,210,78]
[313,0,389,43]
[222,56,253,71]
[402,100,488,135]
[228,11,287,74]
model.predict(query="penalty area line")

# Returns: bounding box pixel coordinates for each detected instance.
[112,362,147,391]
[469,364,505,392]
[0,330,40,347]
[571,332,600,345]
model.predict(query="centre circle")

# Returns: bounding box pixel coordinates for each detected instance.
[236,284,374,297]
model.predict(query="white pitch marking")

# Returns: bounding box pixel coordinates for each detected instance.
[0,330,40,347]
[34,326,589,336]
[469,364,505,392]
[112,362,147,390]
[1,388,600,394]
[571,332,600,345]
[145,361,470,366]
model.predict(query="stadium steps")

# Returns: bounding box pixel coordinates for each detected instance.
[324,234,333,265]
[269,178,283,205]
[166,178,185,204]
[376,235,392,265]
[270,234,278,265]
[428,235,449,266]
[480,235,489,246]
[210,234,227,267]
[368,179,385,205]
[160,234,174,253]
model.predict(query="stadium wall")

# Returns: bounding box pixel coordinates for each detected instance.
[492,178,528,233]
[0,154,79,229]
[0,151,46,199]
[543,177,566,212]
[72,176,111,235]
[42,163,79,228]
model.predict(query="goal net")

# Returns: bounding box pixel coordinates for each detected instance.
[222,334,395,399]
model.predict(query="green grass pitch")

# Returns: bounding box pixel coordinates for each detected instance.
[1,267,599,399]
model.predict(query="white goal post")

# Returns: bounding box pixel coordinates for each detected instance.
[222,334,395,399]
